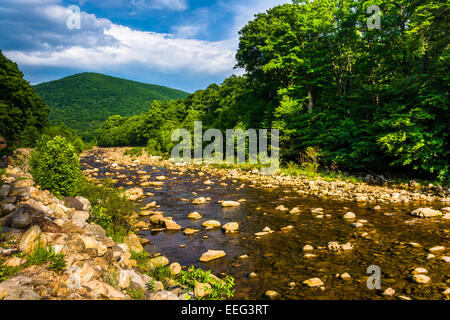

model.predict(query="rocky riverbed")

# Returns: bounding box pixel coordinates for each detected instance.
[1,147,449,300]
[78,147,449,300]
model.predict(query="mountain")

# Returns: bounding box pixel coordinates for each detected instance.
[33,72,189,141]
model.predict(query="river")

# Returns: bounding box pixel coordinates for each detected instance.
[81,149,449,300]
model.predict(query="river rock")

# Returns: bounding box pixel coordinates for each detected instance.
[193,197,208,204]
[2,256,26,268]
[124,233,144,252]
[79,235,107,256]
[187,212,202,220]
[150,214,164,224]
[149,256,169,268]
[383,287,395,296]
[302,278,324,287]
[164,219,182,230]
[169,262,181,275]
[0,185,11,199]
[340,272,352,280]
[183,228,199,235]
[194,282,211,298]
[19,225,46,253]
[202,220,221,228]
[84,280,126,300]
[0,276,33,300]
[412,267,428,275]
[343,212,356,220]
[199,250,226,262]
[428,246,445,253]
[265,290,279,299]
[302,245,314,252]
[69,210,89,229]
[412,274,431,284]
[146,290,179,300]
[221,201,241,207]
[222,222,239,233]
[410,208,442,218]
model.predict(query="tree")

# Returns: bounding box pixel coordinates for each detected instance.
[0,50,50,147]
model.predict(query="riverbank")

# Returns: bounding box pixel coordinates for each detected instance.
[0,149,225,300]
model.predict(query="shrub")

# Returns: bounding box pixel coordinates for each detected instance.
[123,147,143,158]
[178,266,235,300]
[79,179,133,241]
[30,135,83,197]
[299,146,321,173]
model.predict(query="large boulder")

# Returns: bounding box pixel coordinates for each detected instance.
[124,233,144,253]
[19,225,47,253]
[84,280,127,300]
[410,208,442,218]
[3,205,42,229]
[199,250,226,262]
[222,222,239,233]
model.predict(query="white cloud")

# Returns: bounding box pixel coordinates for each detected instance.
[0,0,289,90]
[5,20,236,75]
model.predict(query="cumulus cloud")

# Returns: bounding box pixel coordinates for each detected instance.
[0,0,288,90]
[1,0,235,76]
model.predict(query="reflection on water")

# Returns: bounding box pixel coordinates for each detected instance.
[82,151,449,300]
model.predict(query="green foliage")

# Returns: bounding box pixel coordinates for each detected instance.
[80,180,133,242]
[0,263,20,282]
[151,265,173,282]
[126,287,146,300]
[34,72,189,142]
[178,266,235,300]
[26,245,66,273]
[30,136,83,197]
[123,147,143,158]
[0,168,5,186]
[0,50,50,148]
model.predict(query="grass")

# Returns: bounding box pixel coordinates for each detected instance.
[126,287,146,300]
[0,260,20,282]
[123,147,143,158]
[26,245,66,273]
[0,168,6,186]
[130,250,154,272]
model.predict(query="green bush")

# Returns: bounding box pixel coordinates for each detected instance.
[123,147,143,158]
[179,266,235,300]
[30,135,83,197]
[79,179,133,242]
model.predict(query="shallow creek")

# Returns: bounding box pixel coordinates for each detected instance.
[81,150,449,300]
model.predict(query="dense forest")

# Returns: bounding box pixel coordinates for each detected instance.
[97,0,449,184]
[0,50,50,149]
[34,73,189,141]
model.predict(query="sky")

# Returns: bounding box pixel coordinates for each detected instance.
[0,0,290,92]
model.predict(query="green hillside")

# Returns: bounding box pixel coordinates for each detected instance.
[33,72,189,141]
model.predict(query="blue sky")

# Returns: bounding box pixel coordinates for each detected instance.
[0,0,290,92]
